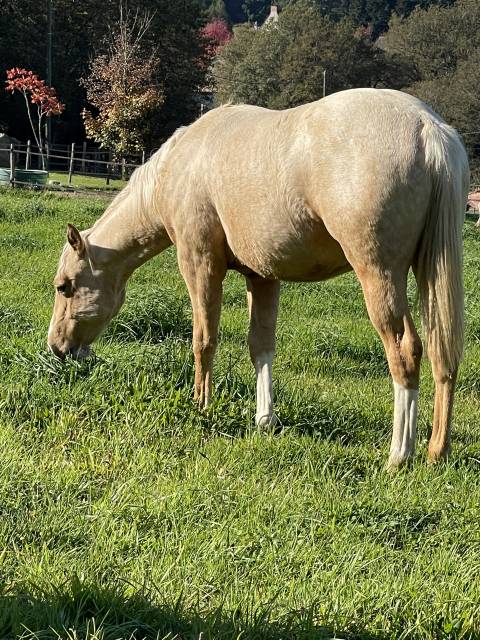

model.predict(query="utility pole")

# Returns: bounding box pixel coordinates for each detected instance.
[46,0,53,154]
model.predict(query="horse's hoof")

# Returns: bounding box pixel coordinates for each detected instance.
[256,413,277,432]
[385,453,411,472]
[427,445,450,465]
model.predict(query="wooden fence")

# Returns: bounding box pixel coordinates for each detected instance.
[0,141,150,189]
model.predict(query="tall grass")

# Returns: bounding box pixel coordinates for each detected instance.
[0,188,479,639]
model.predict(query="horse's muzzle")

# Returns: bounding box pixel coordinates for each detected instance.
[48,343,93,361]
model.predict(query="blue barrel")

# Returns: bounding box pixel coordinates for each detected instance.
[0,167,10,186]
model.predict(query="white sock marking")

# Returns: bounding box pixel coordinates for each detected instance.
[255,351,275,428]
[388,381,418,468]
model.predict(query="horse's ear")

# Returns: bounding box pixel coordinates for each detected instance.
[67,224,85,255]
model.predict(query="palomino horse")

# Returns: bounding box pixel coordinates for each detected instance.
[48,88,469,469]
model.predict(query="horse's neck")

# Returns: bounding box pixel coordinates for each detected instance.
[88,188,171,276]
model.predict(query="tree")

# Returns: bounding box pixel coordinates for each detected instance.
[200,0,230,20]
[0,0,208,146]
[5,67,64,168]
[382,0,479,80]
[241,0,271,22]
[132,1,210,142]
[81,10,164,156]
[201,19,232,58]
[407,52,480,132]
[382,0,480,163]
[339,0,454,38]
[200,0,455,32]
[213,23,279,106]
[213,0,413,109]
[0,0,115,142]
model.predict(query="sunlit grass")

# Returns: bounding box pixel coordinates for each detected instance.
[0,188,479,639]
[48,171,127,191]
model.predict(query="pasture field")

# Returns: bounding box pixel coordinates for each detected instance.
[48,173,128,192]
[0,188,479,639]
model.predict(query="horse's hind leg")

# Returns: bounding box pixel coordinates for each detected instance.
[358,268,423,469]
[428,359,457,463]
[412,270,458,464]
[177,246,226,408]
[246,276,280,428]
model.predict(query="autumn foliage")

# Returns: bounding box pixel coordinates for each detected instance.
[5,67,64,167]
[6,68,64,116]
[201,19,232,58]
[81,12,163,157]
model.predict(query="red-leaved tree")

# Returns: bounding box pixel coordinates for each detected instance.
[201,19,232,59]
[5,68,64,169]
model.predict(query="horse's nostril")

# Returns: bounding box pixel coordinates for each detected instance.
[48,342,65,359]
[67,345,92,361]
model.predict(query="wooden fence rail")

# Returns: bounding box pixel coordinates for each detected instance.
[0,142,149,190]
[0,140,146,161]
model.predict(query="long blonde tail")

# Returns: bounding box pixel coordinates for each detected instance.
[416,115,469,375]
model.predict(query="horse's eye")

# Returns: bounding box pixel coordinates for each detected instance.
[56,284,67,294]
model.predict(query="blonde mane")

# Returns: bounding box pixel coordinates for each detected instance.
[89,126,189,232]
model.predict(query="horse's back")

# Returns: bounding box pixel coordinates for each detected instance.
[163,89,460,280]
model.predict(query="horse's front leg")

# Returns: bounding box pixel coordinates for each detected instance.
[246,276,280,429]
[178,247,226,408]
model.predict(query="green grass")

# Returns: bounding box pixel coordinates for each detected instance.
[48,172,128,192]
[0,187,479,640]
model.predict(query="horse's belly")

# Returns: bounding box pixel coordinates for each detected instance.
[278,254,352,282]
[225,214,351,282]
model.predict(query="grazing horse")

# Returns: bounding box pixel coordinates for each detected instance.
[48,88,469,469]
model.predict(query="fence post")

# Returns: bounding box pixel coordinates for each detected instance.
[106,150,111,186]
[121,157,126,181]
[9,143,16,188]
[45,142,49,171]
[142,149,145,165]
[68,142,75,185]
[81,141,87,172]
[26,140,31,170]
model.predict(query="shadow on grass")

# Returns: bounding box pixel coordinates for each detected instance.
[0,583,404,640]
[315,335,389,379]
[276,398,390,445]
[105,289,192,344]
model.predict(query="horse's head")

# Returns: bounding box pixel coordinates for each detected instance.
[47,224,126,360]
